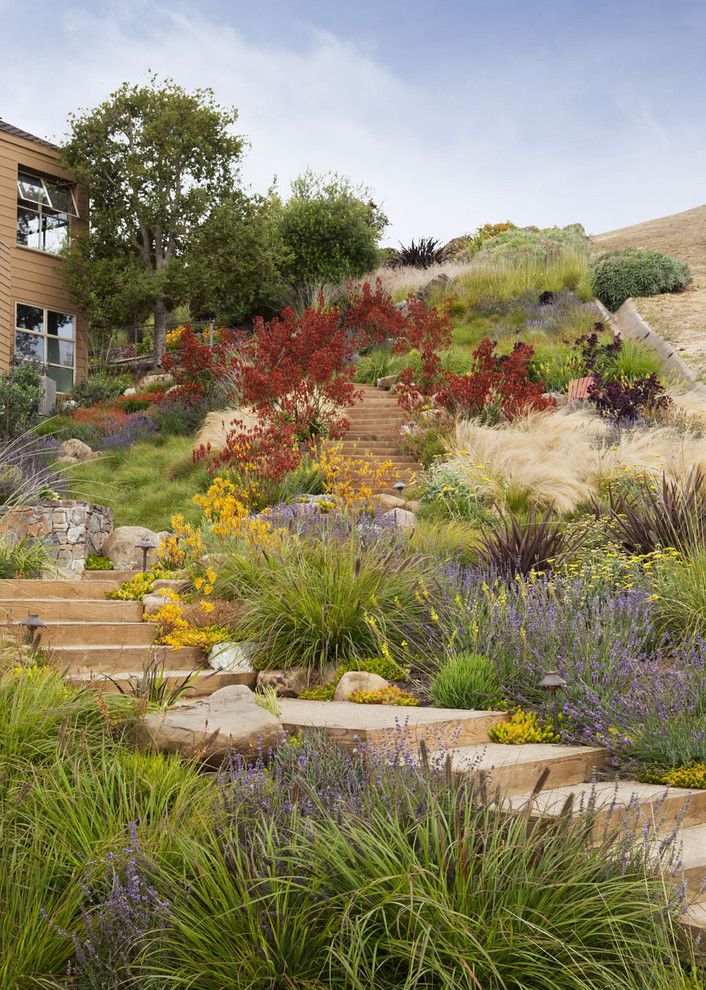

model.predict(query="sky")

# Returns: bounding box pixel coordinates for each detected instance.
[0,0,705,244]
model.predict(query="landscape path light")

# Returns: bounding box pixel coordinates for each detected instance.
[135,538,157,572]
[20,613,47,648]
[394,480,407,494]
[538,670,568,737]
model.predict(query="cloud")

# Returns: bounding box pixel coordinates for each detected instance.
[0,3,704,242]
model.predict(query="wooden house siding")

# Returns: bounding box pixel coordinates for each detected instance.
[0,123,88,382]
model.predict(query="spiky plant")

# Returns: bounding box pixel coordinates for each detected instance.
[605,468,706,554]
[478,506,580,578]
[394,237,443,269]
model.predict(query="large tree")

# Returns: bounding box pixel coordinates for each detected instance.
[62,76,243,358]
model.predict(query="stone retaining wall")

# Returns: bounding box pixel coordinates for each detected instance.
[0,500,113,572]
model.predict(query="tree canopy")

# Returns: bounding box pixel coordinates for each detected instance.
[62,76,243,357]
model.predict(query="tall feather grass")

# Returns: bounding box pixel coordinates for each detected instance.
[452,409,706,515]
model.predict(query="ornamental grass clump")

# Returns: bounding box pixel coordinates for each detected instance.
[431,652,502,710]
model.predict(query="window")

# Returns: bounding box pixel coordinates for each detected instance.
[16,170,79,254]
[15,303,75,392]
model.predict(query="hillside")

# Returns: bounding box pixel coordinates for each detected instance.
[592,204,706,376]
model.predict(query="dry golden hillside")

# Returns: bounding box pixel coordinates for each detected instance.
[592,204,706,376]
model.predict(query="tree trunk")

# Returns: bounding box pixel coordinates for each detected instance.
[153,297,168,364]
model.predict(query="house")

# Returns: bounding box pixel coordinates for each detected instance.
[0,118,88,394]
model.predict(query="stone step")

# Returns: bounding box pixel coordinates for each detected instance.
[278,699,507,750]
[1,620,157,647]
[508,779,706,833]
[447,743,609,795]
[340,455,418,464]
[683,901,706,955]
[0,578,122,599]
[69,667,251,697]
[340,443,402,454]
[82,569,138,582]
[682,824,706,899]
[55,643,203,674]
[0,598,143,622]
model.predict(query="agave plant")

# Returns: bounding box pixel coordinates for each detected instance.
[605,468,706,554]
[394,237,443,270]
[478,506,581,578]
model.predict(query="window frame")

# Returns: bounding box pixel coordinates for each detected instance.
[16,168,79,255]
[14,301,76,393]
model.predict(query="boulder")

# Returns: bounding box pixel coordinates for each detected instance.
[140,373,173,389]
[374,493,406,512]
[102,525,163,569]
[59,438,96,463]
[257,668,309,698]
[208,641,258,687]
[404,500,421,514]
[123,387,137,396]
[376,374,398,390]
[195,407,260,453]
[388,507,417,532]
[142,592,170,614]
[334,671,390,702]
[152,578,189,595]
[141,685,283,764]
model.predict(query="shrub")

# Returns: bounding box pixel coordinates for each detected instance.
[589,374,672,422]
[161,325,239,405]
[69,371,130,408]
[436,338,555,422]
[85,554,113,570]
[431,652,501,710]
[651,548,706,640]
[591,248,692,311]
[394,236,443,269]
[147,396,206,437]
[477,224,589,264]
[277,170,386,287]
[478,506,580,578]
[653,762,706,789]
[0,363,43,437]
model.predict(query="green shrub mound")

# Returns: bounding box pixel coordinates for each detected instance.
[431,652,501,709]
[591,248,692,311]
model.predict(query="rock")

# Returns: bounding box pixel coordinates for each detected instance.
[208,641,258,687]
[59,438,96,463]
[139,373,173,389]
[257,668,309,698]
[123,387,137,396]
[388,507,417,532]
[376,374,398,390]
[415,273,449,302]
[195,407,260,453]
[334,671,390,702]
[141,684,283,764]
[152,578,189,594]
[440,234,474,262]
[404,500,421,514]
[102,525,163,569]
[374,493,406,512]
[142,593,170,614]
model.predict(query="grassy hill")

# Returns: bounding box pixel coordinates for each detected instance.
[593,204,706,376]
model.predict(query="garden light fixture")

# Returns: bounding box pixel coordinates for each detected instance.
[135,538,157,572]
[20,613,47,648]
[394,481,407,493]
[539,670,567,737]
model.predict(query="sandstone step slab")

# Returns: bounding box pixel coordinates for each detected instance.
[53,643,202,673]
[447,743,609,795]
[278,699,507,750]
[340,443,402,454]
[70,667,255,697]
[0,598,143,622]
[2,620,156,647]
[681,824,706,899]
[82,569,139,583]
[508,779,706,833]
[683,901,706,956]
[0,578,122,599]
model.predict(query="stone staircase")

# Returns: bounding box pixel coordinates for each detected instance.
[0,577,234,696]
[342,385,423,494]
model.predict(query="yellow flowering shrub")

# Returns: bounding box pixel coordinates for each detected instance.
[146,589,230,651]
[489,709,560,744]
[316,441,396,510]
[157,514,203,571]
[350,685,420,706]
[107,570,168,601]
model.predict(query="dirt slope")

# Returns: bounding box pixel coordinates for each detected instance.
[592,204,706,376]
